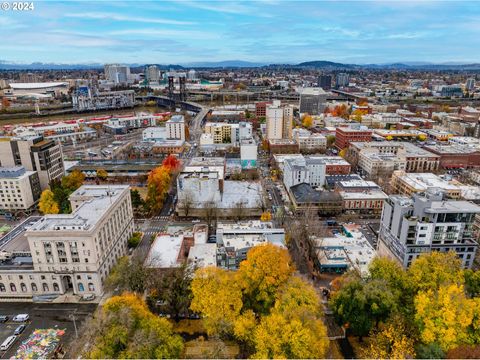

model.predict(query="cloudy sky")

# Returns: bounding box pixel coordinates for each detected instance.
[1,0,479,64]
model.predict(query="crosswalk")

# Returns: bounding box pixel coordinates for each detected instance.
[152,216,171,221]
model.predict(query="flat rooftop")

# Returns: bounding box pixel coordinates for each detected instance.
[0,216,41,254]
[395,172,459,192]
[426,200,480,214]
[27,185,128,232]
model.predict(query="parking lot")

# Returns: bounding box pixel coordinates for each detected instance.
[0,303,97,358]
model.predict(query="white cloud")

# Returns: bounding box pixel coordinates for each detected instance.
[65,12,195,25]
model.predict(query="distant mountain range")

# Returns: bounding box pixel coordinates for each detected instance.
[1,59,480,70]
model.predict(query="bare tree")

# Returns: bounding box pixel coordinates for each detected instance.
[203,198,218,231]
[231,200,246,221]
[178,190,194,217]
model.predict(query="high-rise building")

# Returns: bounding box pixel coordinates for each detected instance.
[466,78,476,91]
[336,73,350,88]
[188,69,197,81]
[0,136,64,190]
[145,65,160,84]
[104,64,131,84]
[378,189,479,268]
[266,100,293,140]
[166,115,186,141]
[299,88,327,115]
[318,74,332,90]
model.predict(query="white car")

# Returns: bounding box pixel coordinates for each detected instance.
[12,314,29,322]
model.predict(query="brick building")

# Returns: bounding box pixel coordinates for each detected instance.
[335,126,372,150]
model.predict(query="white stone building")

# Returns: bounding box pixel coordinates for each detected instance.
[0,185,134,300]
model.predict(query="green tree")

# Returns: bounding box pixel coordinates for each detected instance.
[148,262,194,322]
[130,189,145,211]
[127,232,142,248]
[105,256,151,294]
[38,189,59,214]
[415,342,445,359]
[464,269,480,297]
[329,278,397,340]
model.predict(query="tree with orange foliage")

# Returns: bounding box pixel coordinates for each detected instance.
[162,154,181,173]
[145,166,171,214]
[1,97,11,110]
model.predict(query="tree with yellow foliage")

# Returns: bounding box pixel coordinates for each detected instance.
[408,251,464,292]
[96,168,108,181]
[417,133,427,142]
[238,243,294,314]
[61,169,85,191]
[302,114,313,128]
[38,189,59,214]
[260,211,272,222]
[242,276,328,359]
[362,316,416,359]
[190,267,243,336]
[385,135,394,141]
[84,293,183,359]
[339,148,347,158]
[252,311,328,359]
[414,284,475,352]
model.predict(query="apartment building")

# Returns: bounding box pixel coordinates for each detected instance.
[390,171,461,199]
[166,115,186,141]
[0,185,134,299]
[204,122,252,144]
[266,100,293,140]
[0,136,64,190]
[0,167,41,214]
[378,190,479,268]
[283,156,327,190]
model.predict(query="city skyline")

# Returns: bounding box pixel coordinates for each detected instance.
[1,0,480,65]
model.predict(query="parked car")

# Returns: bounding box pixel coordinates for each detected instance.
[14,325,26,335]
[0,316,8,323]
[12,314,29,322]
[81,294,95,301]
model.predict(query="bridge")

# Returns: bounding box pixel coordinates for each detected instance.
[331,89,367,101]
[136,95,210,142]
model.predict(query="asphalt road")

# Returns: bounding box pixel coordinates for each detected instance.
[0,303,96,359]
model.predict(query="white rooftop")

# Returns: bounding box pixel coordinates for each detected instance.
[27,185,129,232]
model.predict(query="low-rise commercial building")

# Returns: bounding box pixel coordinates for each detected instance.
[390,171,461,198]
[313,224,376,275]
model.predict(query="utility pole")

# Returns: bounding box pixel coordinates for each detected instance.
[69,312,78,338]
